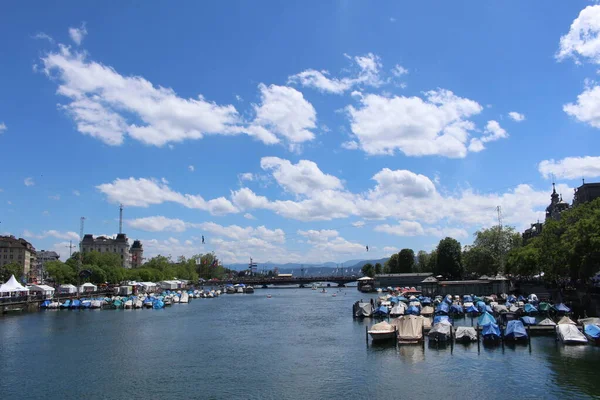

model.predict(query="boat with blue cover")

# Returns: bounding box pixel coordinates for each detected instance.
[481,323,501,342]
[504,320,528,341]
[70,299,81,309]
[584,324,600,344]
[60,300,71,309]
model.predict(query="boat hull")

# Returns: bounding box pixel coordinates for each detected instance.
[368,331,396,342]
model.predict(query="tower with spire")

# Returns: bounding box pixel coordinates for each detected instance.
[545,182,570,221]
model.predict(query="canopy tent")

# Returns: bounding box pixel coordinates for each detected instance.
[505,320,528,339]
[520,316,537,326]
[0,275,29,295]
[478,312,496,326]
[555,303,571,313]
[58,284,77,294]
[538,318,557,326]
[28,284,55,297]
[455,326,478,342]
[79,283,97,293]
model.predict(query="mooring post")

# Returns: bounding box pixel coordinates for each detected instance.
[366,325,368,345]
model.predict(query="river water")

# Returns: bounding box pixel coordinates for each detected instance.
[1,288,600,399]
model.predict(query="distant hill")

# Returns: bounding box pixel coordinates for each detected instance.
[348,258,389,269]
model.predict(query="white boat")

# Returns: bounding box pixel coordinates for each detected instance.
[454,326,478,343]
[134,300,143,309]
[392,315,425,344]
[311,284,318,290]
[180,292,189,303]
[429,321,452,342]
[244,286,255,294]
[90,300,102,309]
[556,324,588,345]
[368,321,397,342]
[226,286,236,294]
[172,296,180,303]
[124,300,133,309]
[236,286,244,294]
[47,301,60,309]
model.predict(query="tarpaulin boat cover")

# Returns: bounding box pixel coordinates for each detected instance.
[393,315,424,341]
[524,304,538,313]
[579,317,600,326]
[520,316,536,325]
[482,323,501,338]
[455,326,477,341]
[505,320,528,339]
[538,302,551,312]
[370,321,394,332]
[70,299,81,307]
[429,321,452,339]
[444,295,453,304]
[374,305,389,316]
[517,295,526,302]
[433,315,451,325]
[355,302,373,317]
[478,312,496,326]
[473,296,483,302]
[555,303,571,313]
[557,316,576,325]
[463,295,473,303]
[493,304,508,313]
[509,305,519,313]
[423,317,432,329]
[435,302,449,314]
[528,294,538,302]
[421,297,432,305]
[406,305,420,315]
[507,295,516,303]
[390,297,399,304]
[485,305,493,313]
[398,296,408,303]
[409,301,421,308]
[476,301,487,312]
[584,324,600,339]
[538,318,556,326]
[466,304,479,313]
[421,306,434,315]
[450,304,464,314]
[557,324,588,344]
[390,303,407,315]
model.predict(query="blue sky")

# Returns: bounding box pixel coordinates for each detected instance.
[2,1,600,266]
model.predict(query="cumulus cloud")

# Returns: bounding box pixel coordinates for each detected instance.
[24,177,35,186]
[564,84,600,128]
[538,156,600,179]
[188,165,195,172]
[288,53,383,94]
[468,120,508,152]
[68,22,87,45]
[23,229,80,241]
[346,89,484,157]
[298,229,364,254]
[97,177,237,215]
[243,213,256,220]
[508,111,525,122]
[238,172,254,182]
[557,5,600,64]
[127,216,189,232]
[391,64,409,77]
[0,122,6,133]
[260,157,343,195]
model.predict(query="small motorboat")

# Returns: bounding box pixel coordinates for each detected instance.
[429,321,452,343]
[393,315,425,345]
[504,320,528,341]
[556,324,588,345]
[90,300,102,309]
[124,300,133,309]
[368,321,397,342]
[244,286,255,294]
[267,294,272,298]
[180,292,189,303]
[454,326,478,343]
[481,323,501,343]
[60,300,71,309]
[69,299,81,309]
[583,324,600,345]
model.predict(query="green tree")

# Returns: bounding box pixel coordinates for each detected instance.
[397,249,415,273]
[45,260,76,285]
[87,265,108,284]
[385,253,400,273]
[463,245,495,277]
[436,237,463,279]
[361,263,375,278]
[416,250,430,273]
[374,262,382,275]
[427,250,437,274]
[506,244,540,277]
[466,225,522,275]
[0,262,23,282]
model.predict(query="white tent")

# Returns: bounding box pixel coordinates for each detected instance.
[79,282,97,293]
[159,280,178,290]
[0,275,29,296]
[140,282,157,292]
[58,284,77,294]
[28,284,55,298]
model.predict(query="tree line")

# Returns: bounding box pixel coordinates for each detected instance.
[361,198,600,283]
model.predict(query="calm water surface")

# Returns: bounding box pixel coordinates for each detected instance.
[1,288,600,399]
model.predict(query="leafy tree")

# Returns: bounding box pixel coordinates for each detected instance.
[397,249,415,273]
[374,262,382,275]
[464,225,521,275]
[506,244,540,277]
[45,260,76,285]
[463,245,495,277]
[385,253,400,273]
[415,251,430,273]
[361,263,375,278]
[427,250,437,274]
[87,265,108,284]
[0,262,23,282]
[436,237,463,279]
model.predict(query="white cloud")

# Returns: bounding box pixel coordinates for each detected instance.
[97,177,237,215]
[249,84,317,148]
[564,84,600,128]
[127,216,189,232]
[0,122,6,133]
[68,22,87,45]
[235,94,243,102]
[260,157,343,195]
[374,221,425,236]
[371,168,437,198]
[24,177,35,186]
[341,140,359,150]
[557,5,600,64]
[538,156,600,179]
[508,111,525,122]
[188,165,195,172]
[49,194,60,200]
[243,213,256,220]
[42,210,50,216]
[288,53,382,94]
[469,120,508,152]
[41,44,242,147]
[383,246,399,253]
[73,190,80,196]
[352,221,365,228]
[298,229,364,254]
[392,64,409,77]
[238,172,254,182]
[201,222,285,244]
[23,229,80,241]
[32,32,54,43]
[346,89,483,157]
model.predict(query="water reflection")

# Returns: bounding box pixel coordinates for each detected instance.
[397,345,426,363]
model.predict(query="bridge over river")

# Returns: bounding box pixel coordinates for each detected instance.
[204,276,359,288]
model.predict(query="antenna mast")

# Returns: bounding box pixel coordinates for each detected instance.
[119,204,123,234]
[496,205,503,230]
[78,217,85,296]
